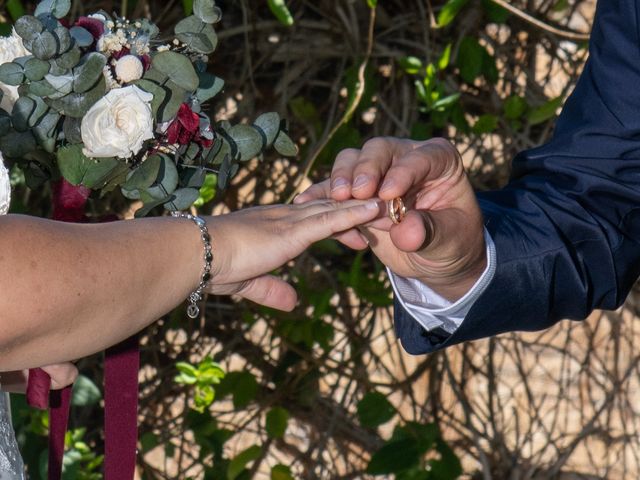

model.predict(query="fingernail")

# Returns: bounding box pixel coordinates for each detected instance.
[331,177,350,191]
[380,179,395,192]
[352,174,369,190]
[366,200,380,210]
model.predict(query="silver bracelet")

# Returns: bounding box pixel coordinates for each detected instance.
[172,211,213,318]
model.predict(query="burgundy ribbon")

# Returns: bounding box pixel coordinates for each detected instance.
[24,179,140,479]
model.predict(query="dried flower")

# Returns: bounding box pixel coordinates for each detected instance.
[115,55,144,83]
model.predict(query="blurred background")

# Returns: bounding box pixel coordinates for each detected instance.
[5,0,638,479]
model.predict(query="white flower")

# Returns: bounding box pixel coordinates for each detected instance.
[81,85,154,159]
[0,29,29,113]
[102,65,120,91]
[115,55,143,83]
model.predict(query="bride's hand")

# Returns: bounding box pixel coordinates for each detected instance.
[204,198,382,311]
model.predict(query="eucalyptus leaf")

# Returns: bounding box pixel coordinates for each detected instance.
[164,187,200,211]
[156,81,186,123]
[253,112,280,147]
[46,75,106,117]
[56,143,89,184]
[27,95,50,127]
[73,52,107,93]
[273,130,297,157]
[142,68,168,85]
[152,51,199,92]
[52,45,81,70]
[0,63,25,87]
[0,111,11,134]
[124,154,162,190]
[134,79,168,118]
[53,24,72,53]
[0,131,37,157]
[11,96,36,132]
[216,154,231,189]
[23,57,50,81]
[35,0,71,19]
[82,157,121,188]
[228,124,263,161]
[30,31,59,60]
[44,73,74,98]
[196,72,224,103]
[69,26,94,47]
[29,78,57,97]
[193,0,222,23]
[71,375,101,407]
[209,137,229,165]
[62,116,82,143]
[174,16,218,54]
[134,196,171,218]
[14,16,43,42]
[146,155,179,199]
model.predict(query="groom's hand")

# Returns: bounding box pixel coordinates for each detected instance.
[295,137,486,301]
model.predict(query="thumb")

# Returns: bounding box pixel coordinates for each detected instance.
[234,275,298,311]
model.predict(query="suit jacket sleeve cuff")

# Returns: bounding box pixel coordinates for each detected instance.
[387,228,497,335]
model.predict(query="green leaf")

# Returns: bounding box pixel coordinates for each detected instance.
[133,78,168,119]
[14,16,43,43]
[271,465,294,480]
[29,31,59,60]
[357,392,396,428]
[266,407,289,439]
[33,111,60,152]
[528,96,563,125]
[0,131,37,157]
[53,24,72,53]
[504,95,528,119]
[229,124,263,161]
[81,158,121,189]
[62,116,82,143]
[431,92,460,111]
[483,0,510,22]
[45,75,106,117]
[456,37,484,83]
[144,155,179,199]
[174,15,218,54]
[73,52,107,93]
[218,371,259,409]
[7,0,26,21]
[0,63,25,86]
[164,187,200,211]
[196,72,224,103]
[57,143,90,185]
[366,0,378,7]
[44,73,74,98]
[227,445,261,480]
[71,375,102,407]
[398,56,422,75]
[11,96,37,132]
[438,44,452,70]
[268,0,294,26]
[35,0,71,18]
[367,439,421,474]
[194,172,217,206]
[23,57,50,81]
[273,130,297,157]
[253,112,280,147]
[472,114,498,134]
[152,51,199,92]
[193,0,222,23]
[134,196,171,217]
[437,0,469,27]
[125,154,162,190]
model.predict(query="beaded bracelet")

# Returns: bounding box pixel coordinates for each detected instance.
[172,211,213,318]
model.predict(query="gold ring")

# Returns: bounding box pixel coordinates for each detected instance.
[387,197,406,224]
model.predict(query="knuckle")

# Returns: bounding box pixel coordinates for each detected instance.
[362,136,389,152]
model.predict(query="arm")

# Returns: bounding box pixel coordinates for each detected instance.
[0,198,380,369]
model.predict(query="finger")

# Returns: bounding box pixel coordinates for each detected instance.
[378,138,460,200]
[297,199,384,243]
[42,363,79,390]
[294,179,331,204]
[389,210,432,252]
[235,275,298,311]
[349,137,398,200]
[334,228,370,250]
[330,148,361,201]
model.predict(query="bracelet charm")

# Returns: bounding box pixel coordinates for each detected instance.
[172,212,213,318]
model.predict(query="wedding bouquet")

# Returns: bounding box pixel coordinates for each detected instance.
[0,0,296,215]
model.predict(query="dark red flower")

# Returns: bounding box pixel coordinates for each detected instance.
[52,179,90,223]
[140,54,152,71]
[112,47,131,60]
[167,103,203,146]
[75,16,105,41]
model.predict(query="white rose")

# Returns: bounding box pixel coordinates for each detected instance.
[81,85,154,158]
[0,29,30,113]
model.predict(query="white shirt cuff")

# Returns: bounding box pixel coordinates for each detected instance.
[387,228,497,334]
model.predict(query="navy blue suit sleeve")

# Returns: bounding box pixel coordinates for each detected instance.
[394,0,640,354]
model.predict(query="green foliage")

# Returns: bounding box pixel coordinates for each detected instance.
[437,0,469,27]
[265,407,289,438]
[268,0,294,26]
[357,391,396,428]
[174,356,225,413]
